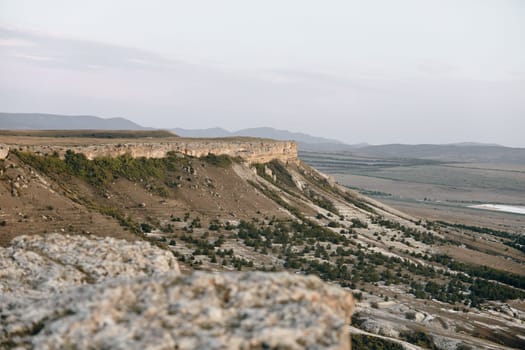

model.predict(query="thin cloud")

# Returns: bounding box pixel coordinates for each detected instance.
[417,61,459,76]
[0,38,35,47]
[263,68,389,94]
[0,27,183,71]
[9,53,56,61]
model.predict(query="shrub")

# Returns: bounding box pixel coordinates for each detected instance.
[202,153,232,167]
[140,223,153,233]
[405,311,416,320]
[351,334,403,350]
[399,330,438,349]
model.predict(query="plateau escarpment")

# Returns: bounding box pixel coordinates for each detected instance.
[0,135,298,164]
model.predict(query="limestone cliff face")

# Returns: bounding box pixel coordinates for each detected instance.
[0,139,298,164]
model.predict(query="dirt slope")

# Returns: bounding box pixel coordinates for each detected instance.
[0,143,524,349]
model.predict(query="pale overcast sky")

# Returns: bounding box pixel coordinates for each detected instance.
[0,0,523,146]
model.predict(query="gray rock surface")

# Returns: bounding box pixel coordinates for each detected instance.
[0,234,354,349]
[0,233,180,299]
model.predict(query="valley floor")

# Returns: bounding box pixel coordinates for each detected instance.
[1,143,524,349]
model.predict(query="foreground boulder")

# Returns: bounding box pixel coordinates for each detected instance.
[0,234,354,349]
[0,234,180,299]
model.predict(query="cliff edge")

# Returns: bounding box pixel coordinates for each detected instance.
[0,134,298,164]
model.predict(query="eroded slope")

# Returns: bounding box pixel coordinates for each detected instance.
[0,146,524,349]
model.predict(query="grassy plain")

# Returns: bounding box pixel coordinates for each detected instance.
[300,151,525,232]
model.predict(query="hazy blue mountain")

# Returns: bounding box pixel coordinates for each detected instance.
[355,144,525,164]
[0,113,356,151]
[449,142,502,147]
[173,126,358,151]
[8,113,519,163]
[0,113,148,130]
[172,127,232,138]
[231,127,344,145]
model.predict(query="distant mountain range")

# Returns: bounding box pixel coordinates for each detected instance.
[353,143,525,164]
[171,128,525,163]
[1,112,523,163]
[172,126,355,151]
[0,113,352,150]
[0,113,148,130]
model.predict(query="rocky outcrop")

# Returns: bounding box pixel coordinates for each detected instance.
[0,234,354,349]
[0,234,179,299]
[0,138,298,164]
[0,144,8,159]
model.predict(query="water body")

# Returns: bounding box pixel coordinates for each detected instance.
[469,204,525,215]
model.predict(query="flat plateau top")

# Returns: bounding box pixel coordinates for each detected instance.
[0,130,285,146]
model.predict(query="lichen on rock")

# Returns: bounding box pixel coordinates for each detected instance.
[0,234,354,349]
[0,233,180,299]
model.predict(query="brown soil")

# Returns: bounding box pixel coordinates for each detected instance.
[0,157,137,246]
[439,245,525,276]
[0,153,292,247]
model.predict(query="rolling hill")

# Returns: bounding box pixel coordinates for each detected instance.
[0,112,148,130]
[354,143,525,164]
[173,126,358,151]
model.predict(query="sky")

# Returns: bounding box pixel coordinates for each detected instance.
[0,0,523,146]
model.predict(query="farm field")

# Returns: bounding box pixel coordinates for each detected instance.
[300,151,525,232]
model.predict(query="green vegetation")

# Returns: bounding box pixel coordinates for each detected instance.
[175,230,255,270]
[409,275,525,305]
[358,189,392,197]
[14,149,236,200]
[13,150,228,237]
[140,223,153,233]
[399,330,438,349]
[432,254,525,290]
[351,218,368,228]
[306,189,339,214]
[254,160,339,215]
[372,217,441,245]
[203,209,525,305]
[469,279,525,305]
[77,199,140,234]
[202,153,234,167]
[208,219,222,231]
[436,221,517,237]
[253,160,297,192]
[351,334,403,350]
[231,213,525,303]
[341,190,377,213]
[265,160,296,188]
[11,147,525,350]
[33,151,516,304]
[237,219,349,247]
[247,180,304,220]
[436,221,525,253]
[298,168,376,215]
[253,163,271,181]
[15,150,184,188]
[433,255,525,289]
